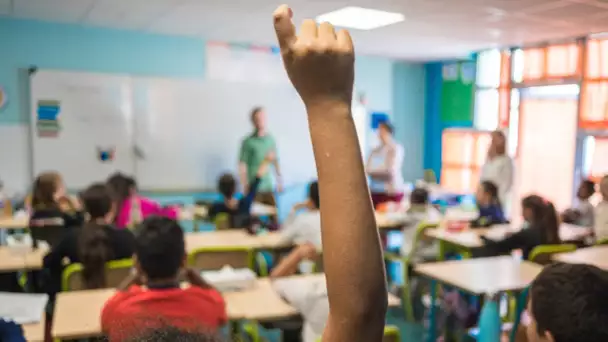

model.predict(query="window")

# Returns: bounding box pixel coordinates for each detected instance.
[583,136,608,182]
[441,129,492,193]
[580,38,608,129]
[512,42,581,84]
[475,49,511,130]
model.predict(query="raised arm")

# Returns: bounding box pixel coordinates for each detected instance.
[273,5,387,342]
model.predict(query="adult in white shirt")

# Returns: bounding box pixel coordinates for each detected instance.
[480,130,514,215]
[366,122,405,208]
[594,175,608,241]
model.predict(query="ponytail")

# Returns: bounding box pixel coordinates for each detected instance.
[78,221,112,289]
[541,201,560,244]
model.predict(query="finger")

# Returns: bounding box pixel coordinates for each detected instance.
[337,29,354,52]
[300,19,318,41]
[273,5,296,50]
[318,22,336,41]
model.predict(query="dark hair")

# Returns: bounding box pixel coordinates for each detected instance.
[579,179,596,198]
[218,174,236,199]
[479,181,501,208]
[78,183,115,289]
[31,172,61,210]
[410,188,429,205]
[250,106,263,122]
[308,181,320,209]
[107,173,133,219]
[126,325,222,342]
[378,121,394,135]
[135,216,185,280]
[530,263,608,342]
[522,195,560,244]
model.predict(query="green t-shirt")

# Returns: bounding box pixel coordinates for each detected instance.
[239,133,276,192]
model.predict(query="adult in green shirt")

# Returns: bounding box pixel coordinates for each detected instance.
[238,107,282,217]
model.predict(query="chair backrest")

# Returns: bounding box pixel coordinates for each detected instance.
[316,326,400,342]
[214,213,231,231]
[528,244,577,264]
[406,222,439,261]
[188,247,253,271]
[423,169,437,184]
[597,238,608,246]
[62,258,133,291]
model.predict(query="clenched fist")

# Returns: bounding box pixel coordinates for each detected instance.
[273,5,355,109]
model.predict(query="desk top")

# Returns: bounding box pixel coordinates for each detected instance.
[553,246,608,270]
[415,256,542,295]
[52,274,399,340]
[425,223,591,248]
[0,246,47,272]
[185,230,289,251]
[21,317,45,342]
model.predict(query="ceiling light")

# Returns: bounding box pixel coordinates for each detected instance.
[316,7,404,30]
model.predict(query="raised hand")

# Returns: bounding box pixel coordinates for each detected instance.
[273,4,354,108]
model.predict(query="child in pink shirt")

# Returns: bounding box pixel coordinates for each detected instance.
[107,173,178,229]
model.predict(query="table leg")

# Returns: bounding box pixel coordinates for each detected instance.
[478,294,501,342]
[426,280,437,342]
[510,288,529,342]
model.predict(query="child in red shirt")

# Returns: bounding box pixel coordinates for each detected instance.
[101,217,227,341]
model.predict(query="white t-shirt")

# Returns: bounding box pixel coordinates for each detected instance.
[273,277,329,342]
[280,210,322,251]
[400,205,442,261]
[368,143,405,194]
[575,199,595,227]
[594,201,608,241]
[480,155,514,213]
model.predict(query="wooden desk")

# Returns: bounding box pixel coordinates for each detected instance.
[0,246,47,272]
[191,203,277,220]
[185,230,289,251]
[22,317,45,342]
[553,245,608,270]
[415,256,542,295]
[52,275,400,340]
[425,223,592,249]
[0,215,28,229]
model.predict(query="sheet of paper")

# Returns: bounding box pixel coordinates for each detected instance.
[0,292,48,324]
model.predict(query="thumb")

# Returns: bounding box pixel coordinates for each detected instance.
[273,5,296,51]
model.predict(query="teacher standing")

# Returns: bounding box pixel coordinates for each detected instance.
[366,122,405,208]
[239,107,282,219]
[480,130,514,214]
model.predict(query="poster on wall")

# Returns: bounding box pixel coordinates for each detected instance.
[36,100,61,138]
[442,63,459,81]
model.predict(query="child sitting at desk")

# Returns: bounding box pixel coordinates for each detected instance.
[473,195,560,260]
[29,172,84,248]
[43,183,135,293]
[527,263,608,342]
[208,152,273,228]
[470,180,507,228]
[101,217,226,341]
[270,181,321,278]
[594,175,608,242]
[562,179,595,227]
[401,187,441,262]
[107,173,178,230]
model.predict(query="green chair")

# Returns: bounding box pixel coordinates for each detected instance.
[385,222,438,321]
[315,325,400,342]
[528,244,577,265]
[188,246,254,271]
[213,213,231,231]
[61,258,134,291]
[424,169,438,184]
[596,238,608,245]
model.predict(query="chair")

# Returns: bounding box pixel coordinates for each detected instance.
[188,246,254,271]
[384,222,438,321]
[214,213,231,231]
[528,244,577,265]
[596,238,608,245]
[61,258,133,291]
[315,325,400,342]
[423,169,437,184]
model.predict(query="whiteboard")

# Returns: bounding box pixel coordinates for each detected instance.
[30,71,136,189]
[29,70,315,191]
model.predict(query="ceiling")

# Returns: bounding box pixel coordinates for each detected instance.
[2,0,608,60]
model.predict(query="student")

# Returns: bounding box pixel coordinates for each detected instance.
[473,195,560,260]
[270,181,322,278]
[43,183,135,293]
[526,262,608,342]
[562,179,595,227]
[101,217,227,341]
[401,187,441,261]
[29,172,84,248]
[272,6,387,342]
[208,152,273,228]
[107,173,178,230]
[470,180,507,228]
[594,175,608,242]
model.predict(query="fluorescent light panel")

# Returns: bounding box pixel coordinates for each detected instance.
[316,6,404,30]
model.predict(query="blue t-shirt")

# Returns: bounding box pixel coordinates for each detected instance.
[472,204,506,228]
[0,320,25,342]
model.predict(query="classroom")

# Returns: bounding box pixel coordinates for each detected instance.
[1,0,608,341]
